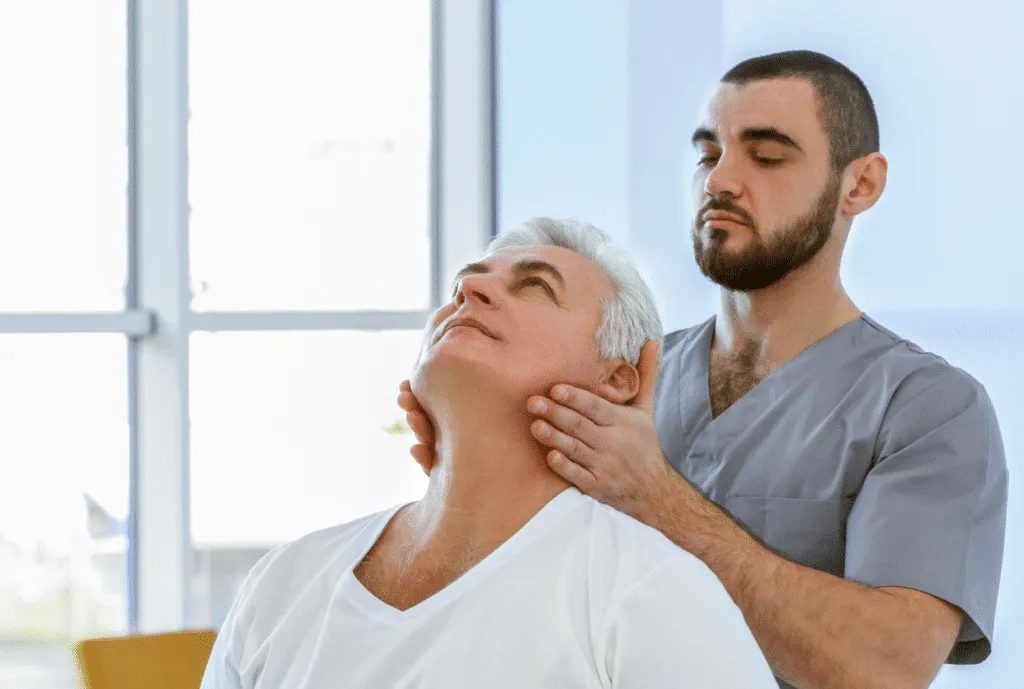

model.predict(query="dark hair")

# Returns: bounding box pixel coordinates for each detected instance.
[721,50,879,172]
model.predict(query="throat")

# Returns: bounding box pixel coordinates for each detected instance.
[351,436,573,610]
[353,507,492,611]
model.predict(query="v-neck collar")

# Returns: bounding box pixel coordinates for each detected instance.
[340,487,586,625]
[693,314,868,428]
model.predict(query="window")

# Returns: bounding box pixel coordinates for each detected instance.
[185,0,436,629]
[0,335,129,689]
[0,1,129,687]
[0,1,493,687]
[0,2,127,313]
[188,331,429,626]
[187,1,433,313]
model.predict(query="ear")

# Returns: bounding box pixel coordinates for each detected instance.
[841,152,888,217]
[595,361,641,405]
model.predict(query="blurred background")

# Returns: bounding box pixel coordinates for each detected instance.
[0,1,1019,687]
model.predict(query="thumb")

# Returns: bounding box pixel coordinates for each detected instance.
[634,340,661,411]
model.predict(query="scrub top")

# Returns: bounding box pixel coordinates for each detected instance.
[654,314,1008,678]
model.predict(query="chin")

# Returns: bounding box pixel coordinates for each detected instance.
[412,346,506,398]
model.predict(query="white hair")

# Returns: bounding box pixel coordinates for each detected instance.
[486,217,663,368]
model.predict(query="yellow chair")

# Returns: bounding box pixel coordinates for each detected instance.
[75,629,217,689]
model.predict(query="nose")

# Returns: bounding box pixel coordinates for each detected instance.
[701,150,744,200]
[454,273,496,308]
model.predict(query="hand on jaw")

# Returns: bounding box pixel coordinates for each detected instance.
[399,339,700,530]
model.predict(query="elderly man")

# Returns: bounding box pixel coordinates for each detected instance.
[199,218,776,688]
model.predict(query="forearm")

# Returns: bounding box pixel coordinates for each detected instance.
[645,474,943,689]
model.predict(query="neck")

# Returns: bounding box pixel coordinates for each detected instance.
[405,382,571,551]
[714,249,861,367]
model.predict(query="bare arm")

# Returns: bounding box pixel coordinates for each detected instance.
[642,470,963,689]
[519,342,965,689]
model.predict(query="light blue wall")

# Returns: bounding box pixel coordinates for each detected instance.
[721,0,1024,313]
[498,0,721,330]
[626,0,722,330]
[498,0,631,242]
[499,0,1024,322]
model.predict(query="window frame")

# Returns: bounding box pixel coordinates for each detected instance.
[0,0,496,634]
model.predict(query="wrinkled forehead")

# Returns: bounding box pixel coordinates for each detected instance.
[481,245,615,295]
[485,244,576,266]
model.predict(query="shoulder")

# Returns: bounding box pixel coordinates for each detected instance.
[587,501,776,686]
[661,317,714,358]
[583,496,718,588]
[231,508,394,614]
[857,317,994,423]
[857,316,979,388]
[208,508,396,675]
[580,497,738,648]
[842,316,995,430]
[855,318,1003,473]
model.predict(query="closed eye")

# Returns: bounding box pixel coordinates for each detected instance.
[519,275,556,298]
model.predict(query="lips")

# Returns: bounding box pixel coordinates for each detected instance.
[435,315,499,343]
[701,210,749,227]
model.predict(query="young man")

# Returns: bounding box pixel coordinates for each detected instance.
[402,51,1009,689]
[200,219,776,688]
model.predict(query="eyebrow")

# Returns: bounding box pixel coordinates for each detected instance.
[451,259,568,293]
[690,126,717,147]
[691,125,804,153]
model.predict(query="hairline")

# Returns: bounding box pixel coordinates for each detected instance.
[719,71,878,172]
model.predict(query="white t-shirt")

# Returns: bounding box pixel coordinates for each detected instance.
[200,487,776,688]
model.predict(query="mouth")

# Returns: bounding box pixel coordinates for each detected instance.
[700,210,749,228]
[435,317,499,343]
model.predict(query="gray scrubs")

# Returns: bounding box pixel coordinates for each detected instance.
[654,315,1008,684]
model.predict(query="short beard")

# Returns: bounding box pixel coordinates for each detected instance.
[693,174,842,291]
